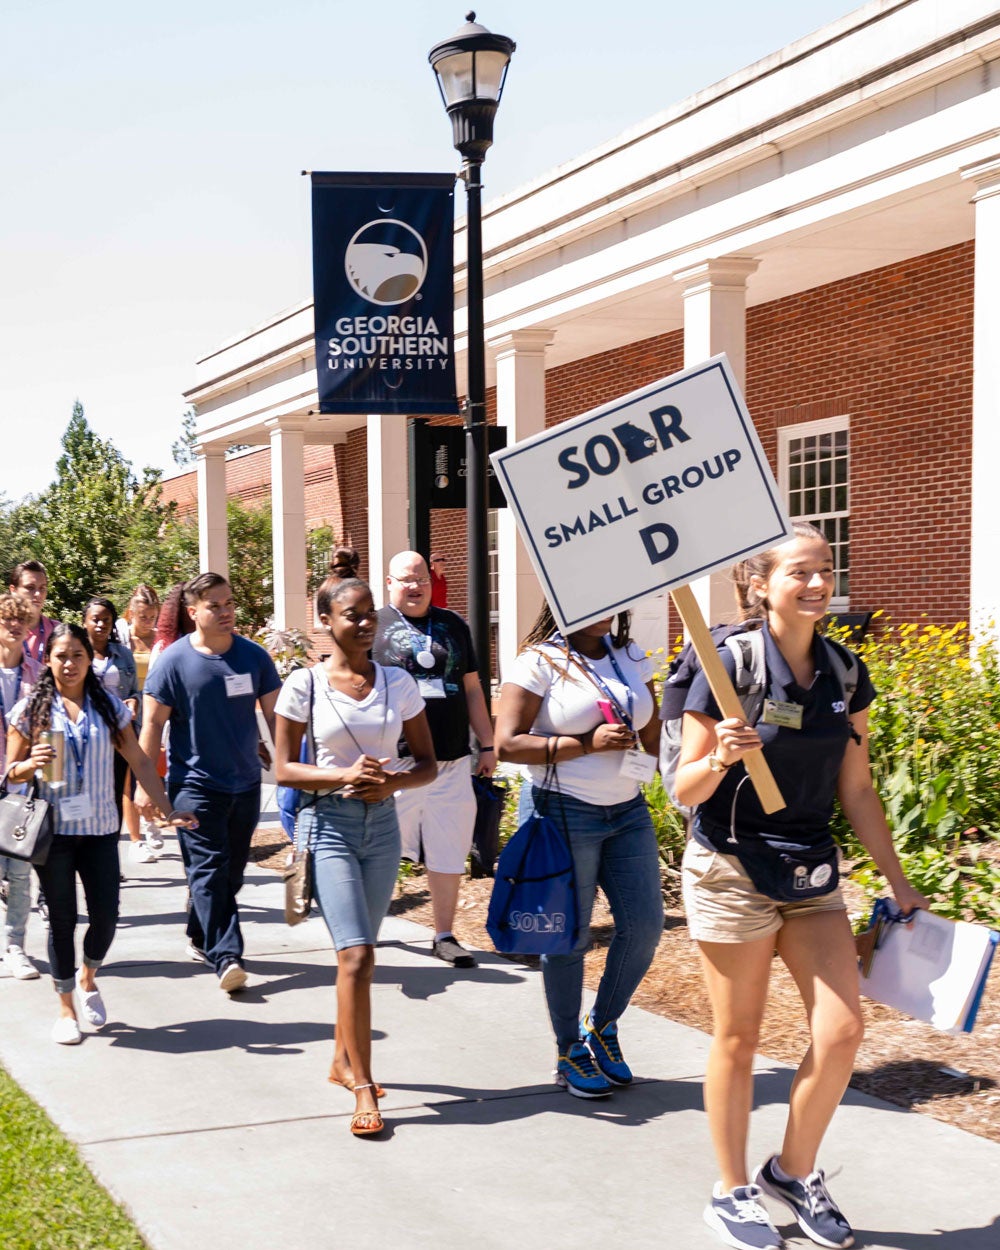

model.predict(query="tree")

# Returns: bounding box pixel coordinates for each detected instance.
[225,498,273,630]
[172,409,198,468]
[110,473,199,607]
[30,402,141,619]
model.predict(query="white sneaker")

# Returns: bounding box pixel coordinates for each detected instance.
[75,973,107,1028]
[185,942,208,964]
[131,840,157,864]
[4,945,40,980]
[218,961,247,993]
[143,822,165,851]
[52,1016,82,1045]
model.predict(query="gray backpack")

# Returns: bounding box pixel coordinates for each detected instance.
[658,627,859,817]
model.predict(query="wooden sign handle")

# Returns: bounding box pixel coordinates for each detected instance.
[669,582,785,814]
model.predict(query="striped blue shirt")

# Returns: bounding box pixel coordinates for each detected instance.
[11,691,132,837]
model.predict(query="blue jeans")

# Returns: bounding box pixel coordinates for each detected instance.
[170,782,260,975]
[1,853,33,949]
[299,794,400,951]
[34,834,120,993]
[534,789,663,1051]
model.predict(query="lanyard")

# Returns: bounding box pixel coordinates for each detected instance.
[566,641,635,730]
[0,665,20,734]
[25,619,49,665]
[56,699,90,784]
[392,607,437,671]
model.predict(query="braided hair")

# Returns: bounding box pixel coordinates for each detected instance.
[24,623,126,747]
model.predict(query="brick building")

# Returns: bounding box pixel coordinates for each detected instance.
[173,0,1000,676]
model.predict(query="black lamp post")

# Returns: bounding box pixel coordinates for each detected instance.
[429,11,515,707]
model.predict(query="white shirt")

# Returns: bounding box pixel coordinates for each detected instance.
[276,663,424,774]
[504,639,654,806]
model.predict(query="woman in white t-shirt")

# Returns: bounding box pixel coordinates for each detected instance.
[495,602,663,1100]
[275,577,436,1138]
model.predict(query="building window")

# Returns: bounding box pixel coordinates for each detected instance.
[778,417,850,609]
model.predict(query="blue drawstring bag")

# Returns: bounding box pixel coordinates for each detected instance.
[486,767,577,957]
[275,671,316,840]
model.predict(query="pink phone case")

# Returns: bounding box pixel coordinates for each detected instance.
[597,699,619,724]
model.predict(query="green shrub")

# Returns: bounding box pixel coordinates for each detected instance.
[829,617,1000,924]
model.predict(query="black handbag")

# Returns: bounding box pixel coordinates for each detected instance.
[0,777,53,865]
[470,775,508,878]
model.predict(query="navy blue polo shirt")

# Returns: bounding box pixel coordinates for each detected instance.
[683,623,873,851]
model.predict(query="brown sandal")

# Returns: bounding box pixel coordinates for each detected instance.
[349,1084,384,1137]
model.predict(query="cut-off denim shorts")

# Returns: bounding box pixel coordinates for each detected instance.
[297,793,401,951]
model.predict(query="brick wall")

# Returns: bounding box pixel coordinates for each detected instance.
[745,241,973,626]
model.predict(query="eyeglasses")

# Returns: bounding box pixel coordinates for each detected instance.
[390,576,431,588]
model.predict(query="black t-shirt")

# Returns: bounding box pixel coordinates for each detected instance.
[683,623,874,850]
[372,605,476,761]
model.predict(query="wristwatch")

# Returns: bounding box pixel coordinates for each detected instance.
[707,752,732,774]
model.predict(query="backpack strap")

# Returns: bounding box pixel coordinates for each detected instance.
[723,629,767,725]
[820,636,859,705]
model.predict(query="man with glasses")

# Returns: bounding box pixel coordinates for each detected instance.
[373,551,495,967]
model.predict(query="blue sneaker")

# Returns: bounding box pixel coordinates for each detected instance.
[704,1183,782,1250]
[753,1155,854,1249]
[580,1012,632,1085]
[555,1041,612,1098]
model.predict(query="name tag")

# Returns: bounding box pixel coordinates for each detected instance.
[61,793,94,820]
[418,677,446,699]
[619,750,658,782]
[224,672,254,698]
[761,699,804,730]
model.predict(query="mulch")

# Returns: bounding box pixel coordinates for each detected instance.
[250,827,1000,1144]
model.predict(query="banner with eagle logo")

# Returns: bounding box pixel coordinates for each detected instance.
[310,172,459,415]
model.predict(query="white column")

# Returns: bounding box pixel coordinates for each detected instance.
[267,418,308,632]
[673,257,760,624]
[962,157,1000,636]
[195,445,228,578]
[366,415,409,607]
[491,329,555,679]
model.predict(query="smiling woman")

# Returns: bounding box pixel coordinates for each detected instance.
[274,575,437,1138]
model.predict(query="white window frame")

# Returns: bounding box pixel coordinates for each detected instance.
[777,416,850,615]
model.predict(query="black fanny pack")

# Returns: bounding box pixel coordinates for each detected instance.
[731,835,840,902]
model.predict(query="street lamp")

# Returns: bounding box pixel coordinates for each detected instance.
[429,11,515,707]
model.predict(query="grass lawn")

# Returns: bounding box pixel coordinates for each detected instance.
[0,1065,147,1250]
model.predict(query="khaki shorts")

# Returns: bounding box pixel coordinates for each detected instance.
[681,837,846,944]
[393,757,477,873]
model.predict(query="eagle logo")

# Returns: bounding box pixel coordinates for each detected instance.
[344,219,428,306]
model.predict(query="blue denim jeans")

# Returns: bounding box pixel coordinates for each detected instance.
[299,794,400,951]
[170,782,260,975]
[1,853,33,949]
[533,789,663,1051]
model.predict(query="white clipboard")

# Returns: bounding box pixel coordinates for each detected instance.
[860,898,998,1034]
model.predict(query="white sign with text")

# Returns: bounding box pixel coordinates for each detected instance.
[490,355,792,632]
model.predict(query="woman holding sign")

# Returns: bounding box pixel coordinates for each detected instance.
[495,603,663,1100]
[5,623,195,1045]
[675,522,928,1250]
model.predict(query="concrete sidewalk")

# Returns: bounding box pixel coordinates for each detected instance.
[1,831,998,1250]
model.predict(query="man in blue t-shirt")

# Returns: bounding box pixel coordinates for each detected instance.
[137,573,280,993]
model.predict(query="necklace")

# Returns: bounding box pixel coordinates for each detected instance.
[349,669,371,693]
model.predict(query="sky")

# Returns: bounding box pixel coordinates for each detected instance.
[1,0,856,502]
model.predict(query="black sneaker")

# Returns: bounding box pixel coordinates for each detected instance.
[432,936,476,968]
[704,1183,782,1250]
[754,1155,854,1248]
